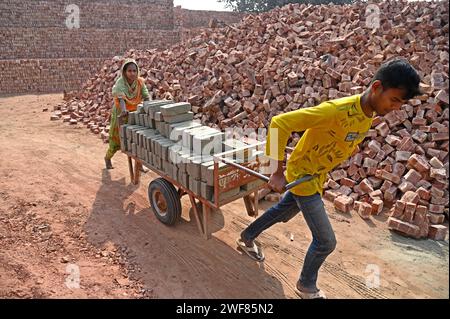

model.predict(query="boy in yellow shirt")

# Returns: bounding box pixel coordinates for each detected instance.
[237,59,421,299]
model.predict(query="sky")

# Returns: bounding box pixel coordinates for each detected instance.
[173,0,231,11]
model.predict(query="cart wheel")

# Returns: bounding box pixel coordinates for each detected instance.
[148,178,182,226]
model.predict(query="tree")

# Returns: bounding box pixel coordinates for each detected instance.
[218,0,355,13]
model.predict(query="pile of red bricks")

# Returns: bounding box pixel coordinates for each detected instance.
[53,1,449,239]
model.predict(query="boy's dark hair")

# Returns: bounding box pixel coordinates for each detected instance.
[372,58,421,100]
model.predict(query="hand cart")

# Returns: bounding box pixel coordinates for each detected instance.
[123,142,312,239]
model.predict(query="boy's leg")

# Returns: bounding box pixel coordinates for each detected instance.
[241,191,300,246]
[295,193,336,293]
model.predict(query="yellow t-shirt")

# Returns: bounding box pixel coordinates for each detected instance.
[265,94,373,196]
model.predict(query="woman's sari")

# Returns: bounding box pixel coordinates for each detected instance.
[106,59,150,160]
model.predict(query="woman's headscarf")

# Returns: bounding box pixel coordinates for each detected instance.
[112,58,147,100]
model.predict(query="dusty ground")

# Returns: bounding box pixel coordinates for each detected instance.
[0,94,448,299]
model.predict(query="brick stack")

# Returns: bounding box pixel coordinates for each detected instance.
[121,100,265,203]
[1,0,244,94]
[53,1,448,239]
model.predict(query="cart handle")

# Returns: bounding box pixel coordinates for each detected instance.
[218,157,315,191]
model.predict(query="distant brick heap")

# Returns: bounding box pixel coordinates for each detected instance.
[0,0,243,94]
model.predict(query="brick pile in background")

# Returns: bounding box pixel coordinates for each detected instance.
[54,1,449,240]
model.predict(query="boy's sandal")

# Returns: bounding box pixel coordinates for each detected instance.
[236,238,265,262]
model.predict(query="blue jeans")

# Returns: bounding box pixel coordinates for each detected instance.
[241,191,336,290]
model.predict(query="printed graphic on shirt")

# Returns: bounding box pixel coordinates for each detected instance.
[345,132,368,142]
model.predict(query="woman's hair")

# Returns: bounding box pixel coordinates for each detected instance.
[371,58,421,100]
[123,62,137,73]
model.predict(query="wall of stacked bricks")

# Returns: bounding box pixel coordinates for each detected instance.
[52,1,449,240]
[0,0,244,94]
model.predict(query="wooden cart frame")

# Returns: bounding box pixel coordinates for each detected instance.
[123,140,313,239]
[123,142,268,240]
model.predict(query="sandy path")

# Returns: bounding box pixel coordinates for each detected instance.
[0,94,448,299]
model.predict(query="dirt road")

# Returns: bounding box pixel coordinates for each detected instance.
[0,94,448,299]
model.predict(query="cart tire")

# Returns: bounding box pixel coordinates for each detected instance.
[148,178,182,226]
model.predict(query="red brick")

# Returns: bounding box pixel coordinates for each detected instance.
[353,200,363,212]
[334,195,354,213]
[397,137,416,152]
[403,169,422,184]
[382,144,395,156]
[380,180,393,192]
[375,169,401,184]
[429,204,445,214]
[398,181,415,193]
[368,177,383,188]
[374,150,386,162]
[349,192,360,202]
[327,179,340,190]
[337,185,353,196]
[417,180,432,189]
[431,132,449,142]
[407,154,430,173]
[427,148,442,159]
[366,167,377,176]
[431,196,448,205]
[397,129,411,138]
[388,217,421,239]
[429,157,444,169]
[358,178,374,194]
[340,178,356,188]
[351,153,363,167]
[330,169,347,181]
[412,117,427,126]
[347,164,359,176]
[428,225,448,241]
[369,189,383,200]
[405,202,417,214]
[393,162,406,176]
[430,167,447,181]
[400,191,420,204]
[415,205,428,216]
[357,202,372,220]
[324,190,341,202]
[412,130,428,143]
[385,135,402,146]
[363,158,378,168]
[371,199,384,215]
[435,89,449,105]
[430,186,445,198]
[384,112,401,127]
[368,140,381,153]
[392,200,406,217]
[431,180,448,191]
[371,116,383,127]
[427,213,445,224]
[395,151,412,162]
[417,187,431,201]
[375,122,390,137]
[384,186,398,202]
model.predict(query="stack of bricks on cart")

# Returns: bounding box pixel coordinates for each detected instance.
[120,100,265,204]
